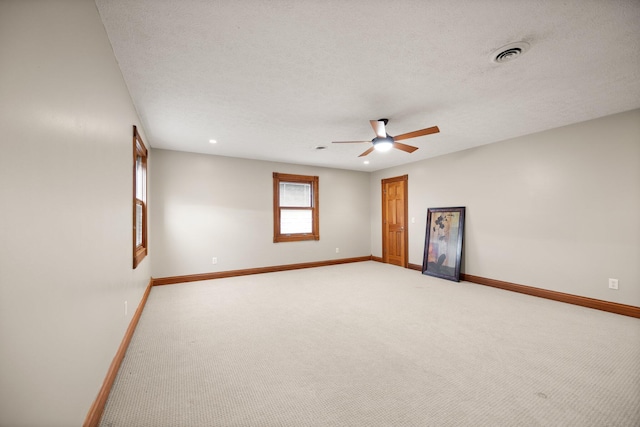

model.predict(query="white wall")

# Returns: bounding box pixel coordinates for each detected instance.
[0,1,151,426]
[371,109,640,306]
[150,149,371,278]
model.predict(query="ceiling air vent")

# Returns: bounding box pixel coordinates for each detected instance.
[491,41,530,63]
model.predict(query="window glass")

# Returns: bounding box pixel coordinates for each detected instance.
[136,156,144,200]
[136,203,143,247]
[280,209,312,234]
[279,182,311,207]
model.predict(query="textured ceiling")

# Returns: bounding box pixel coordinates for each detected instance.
[95,0,640,171]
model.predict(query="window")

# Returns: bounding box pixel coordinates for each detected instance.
[133,126,148,268]
[273,172,319,242]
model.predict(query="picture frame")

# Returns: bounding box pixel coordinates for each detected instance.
[422,207,466,282]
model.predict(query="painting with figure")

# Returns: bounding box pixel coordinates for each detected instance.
[422,207,465,282]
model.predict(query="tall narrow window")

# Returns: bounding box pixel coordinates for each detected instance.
[133,126,148,268]
[273,172,319,242]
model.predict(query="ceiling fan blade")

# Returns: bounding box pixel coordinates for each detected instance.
[332,140,369,144]
[358,146,375,157]
[394,125,440,141]
[370,120,387,138]
[393,142,419,154]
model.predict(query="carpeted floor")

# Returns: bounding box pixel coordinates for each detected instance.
[100,261,640,426]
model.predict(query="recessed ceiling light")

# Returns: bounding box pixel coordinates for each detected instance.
[363,160,370,165]
[490,41,530,63]
[209,139,217,144]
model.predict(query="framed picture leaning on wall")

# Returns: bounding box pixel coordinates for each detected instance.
[422,207,465,282]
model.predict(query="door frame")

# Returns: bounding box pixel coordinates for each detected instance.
[381,174,408,267]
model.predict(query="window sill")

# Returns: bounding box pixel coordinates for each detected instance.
[274,234,320,243]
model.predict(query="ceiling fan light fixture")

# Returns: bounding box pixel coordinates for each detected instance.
[373,136,394,152]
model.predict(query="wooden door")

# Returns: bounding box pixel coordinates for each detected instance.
[382,175,408,267]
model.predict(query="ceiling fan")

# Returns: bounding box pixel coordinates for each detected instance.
[332,119,440,157]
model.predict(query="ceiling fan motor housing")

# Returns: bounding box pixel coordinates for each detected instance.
[373,136,394,144]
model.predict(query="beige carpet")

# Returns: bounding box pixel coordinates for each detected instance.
[100,261,640,426]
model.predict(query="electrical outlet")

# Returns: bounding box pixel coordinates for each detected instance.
[212,257,218,265]
[608,278,618,290]
[124,301,128,316]
[335,248,340,253]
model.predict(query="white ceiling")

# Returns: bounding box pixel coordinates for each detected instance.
[95,0,640,172]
